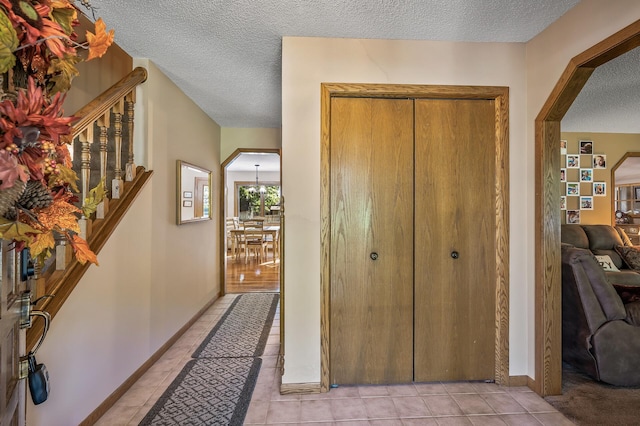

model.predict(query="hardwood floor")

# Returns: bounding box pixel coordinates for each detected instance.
[225,250,280,293]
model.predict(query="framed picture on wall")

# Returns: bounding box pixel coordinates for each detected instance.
[560,168,566,182]
[561,196,567,210]
[580,169,593,182]
[567,182,580,196]
[580,196,594,210]
[567,210,580,224]
[593,182,606,196]
[593,154,606,169]
[561,139,567,155]
[579,140,593,154]
[567,155,580,168]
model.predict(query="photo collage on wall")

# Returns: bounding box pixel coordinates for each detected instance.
[561,139,607,224]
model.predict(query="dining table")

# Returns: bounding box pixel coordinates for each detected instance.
[229,225,280,262]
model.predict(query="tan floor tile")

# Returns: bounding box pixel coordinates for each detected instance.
[444,382,481,394]
[472,382,505,394]
[415,383,448,395]
[299,399,335,422]
[370,420,404,426]
[467,415,508,425]
[329,385,361,398]
[452,394,496,415]
[392,396,431,418]
[532,412,576,426]
[403,418,439,425]
[499,413,544,425]
[435,416,474,425]
[244,400,270,424]
[509,392,557,413]
[480,393,526,414]
[330,397,368,420]
[358,385,390,397]
[387,384,419,396]
[423,395,464,416]
[363,397,399,419]
[265,400,301,423]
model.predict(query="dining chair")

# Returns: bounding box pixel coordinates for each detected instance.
[243,229,267,263]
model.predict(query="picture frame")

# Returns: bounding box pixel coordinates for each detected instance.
[566,182,580,196]
[177,160,213,225]
[183,200,192,207]
[567,210,580,224]
[566,155,580,168]
[579,168,593,182]
[593,182,606,196]
[580,196,594,210]
[579,140,593,154]
[183,191,193,198]
[560,196,566,210]
[560,168,566,182]
[593,154,606,169]
[560,139,567,155]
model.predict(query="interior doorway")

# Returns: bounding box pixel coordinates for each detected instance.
[535,20,640,396]
[221,149,282,294]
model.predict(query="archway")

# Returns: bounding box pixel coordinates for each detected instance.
[535,19,640,396]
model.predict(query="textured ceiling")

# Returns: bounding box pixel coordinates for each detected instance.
[89,0,581,129]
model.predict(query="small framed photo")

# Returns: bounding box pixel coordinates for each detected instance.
[567,155,580,168]
[560,196,567,210]
[579,168,593,182]
[567,210,580,224]
[580,196,594,210]
[183,191,193,198]
[560,168,566,182]
[560,139,567,155]
[593,154,606,169]
[567,182,580,196]
[593,182,606,196]
[183,200,193,207]
[579,140,593,154]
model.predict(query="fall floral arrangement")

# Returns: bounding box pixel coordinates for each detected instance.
[0,0,114,266]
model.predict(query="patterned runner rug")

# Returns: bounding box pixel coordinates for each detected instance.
[139,293,279,425]
[192,292,279,358]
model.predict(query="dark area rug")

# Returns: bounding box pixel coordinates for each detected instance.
[545,363,640,426]
[139,293,279,426]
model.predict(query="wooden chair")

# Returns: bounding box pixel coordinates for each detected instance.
[243,229,267,263]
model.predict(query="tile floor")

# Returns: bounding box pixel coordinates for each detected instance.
[96,294,575,425]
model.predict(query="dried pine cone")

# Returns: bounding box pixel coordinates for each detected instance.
[0,180,27,218]
[17,180,53,210]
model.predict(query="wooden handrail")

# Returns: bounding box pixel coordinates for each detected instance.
[71,67,147,136]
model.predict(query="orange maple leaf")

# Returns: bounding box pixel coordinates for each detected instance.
[70,234,98,266]
[36,199,81,233]
[86,19,114,61]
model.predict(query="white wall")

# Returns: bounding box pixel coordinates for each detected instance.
[281,37,527,384]
[27,60,221,425]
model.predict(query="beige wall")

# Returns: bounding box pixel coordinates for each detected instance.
[281,37,527,383]
[282,0,640,386]
[27,60,221,425]
[561,132,640,225]
[221,127,281,163]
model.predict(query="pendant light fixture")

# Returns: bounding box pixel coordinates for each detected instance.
[249,164,267,194]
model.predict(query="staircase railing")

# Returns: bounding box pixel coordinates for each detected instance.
[26,67,152,351]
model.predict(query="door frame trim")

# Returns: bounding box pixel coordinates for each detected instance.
[534,19,640,396]
[320,83,510,392]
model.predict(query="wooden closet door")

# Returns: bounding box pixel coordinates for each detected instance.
[413,98,496,382]
[330,97,414,385]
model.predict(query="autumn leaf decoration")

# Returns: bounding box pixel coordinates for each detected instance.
[0,0,111,267]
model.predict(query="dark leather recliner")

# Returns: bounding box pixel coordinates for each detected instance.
[561,244,640,386]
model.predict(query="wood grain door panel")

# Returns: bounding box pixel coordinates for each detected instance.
[413,98,496,382]
[330,97,414,385]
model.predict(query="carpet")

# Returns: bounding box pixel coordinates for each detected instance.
[139,293,279,426]
[192,292,279,358]
[545,363,640,425]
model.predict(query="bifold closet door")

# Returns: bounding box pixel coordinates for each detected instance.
[413,98,496,382]
[330,97,414,385]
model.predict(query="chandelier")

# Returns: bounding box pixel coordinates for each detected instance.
[248,164,266,194]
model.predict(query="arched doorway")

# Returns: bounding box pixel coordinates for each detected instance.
[535,19,640,396]
[220,148,282,295]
